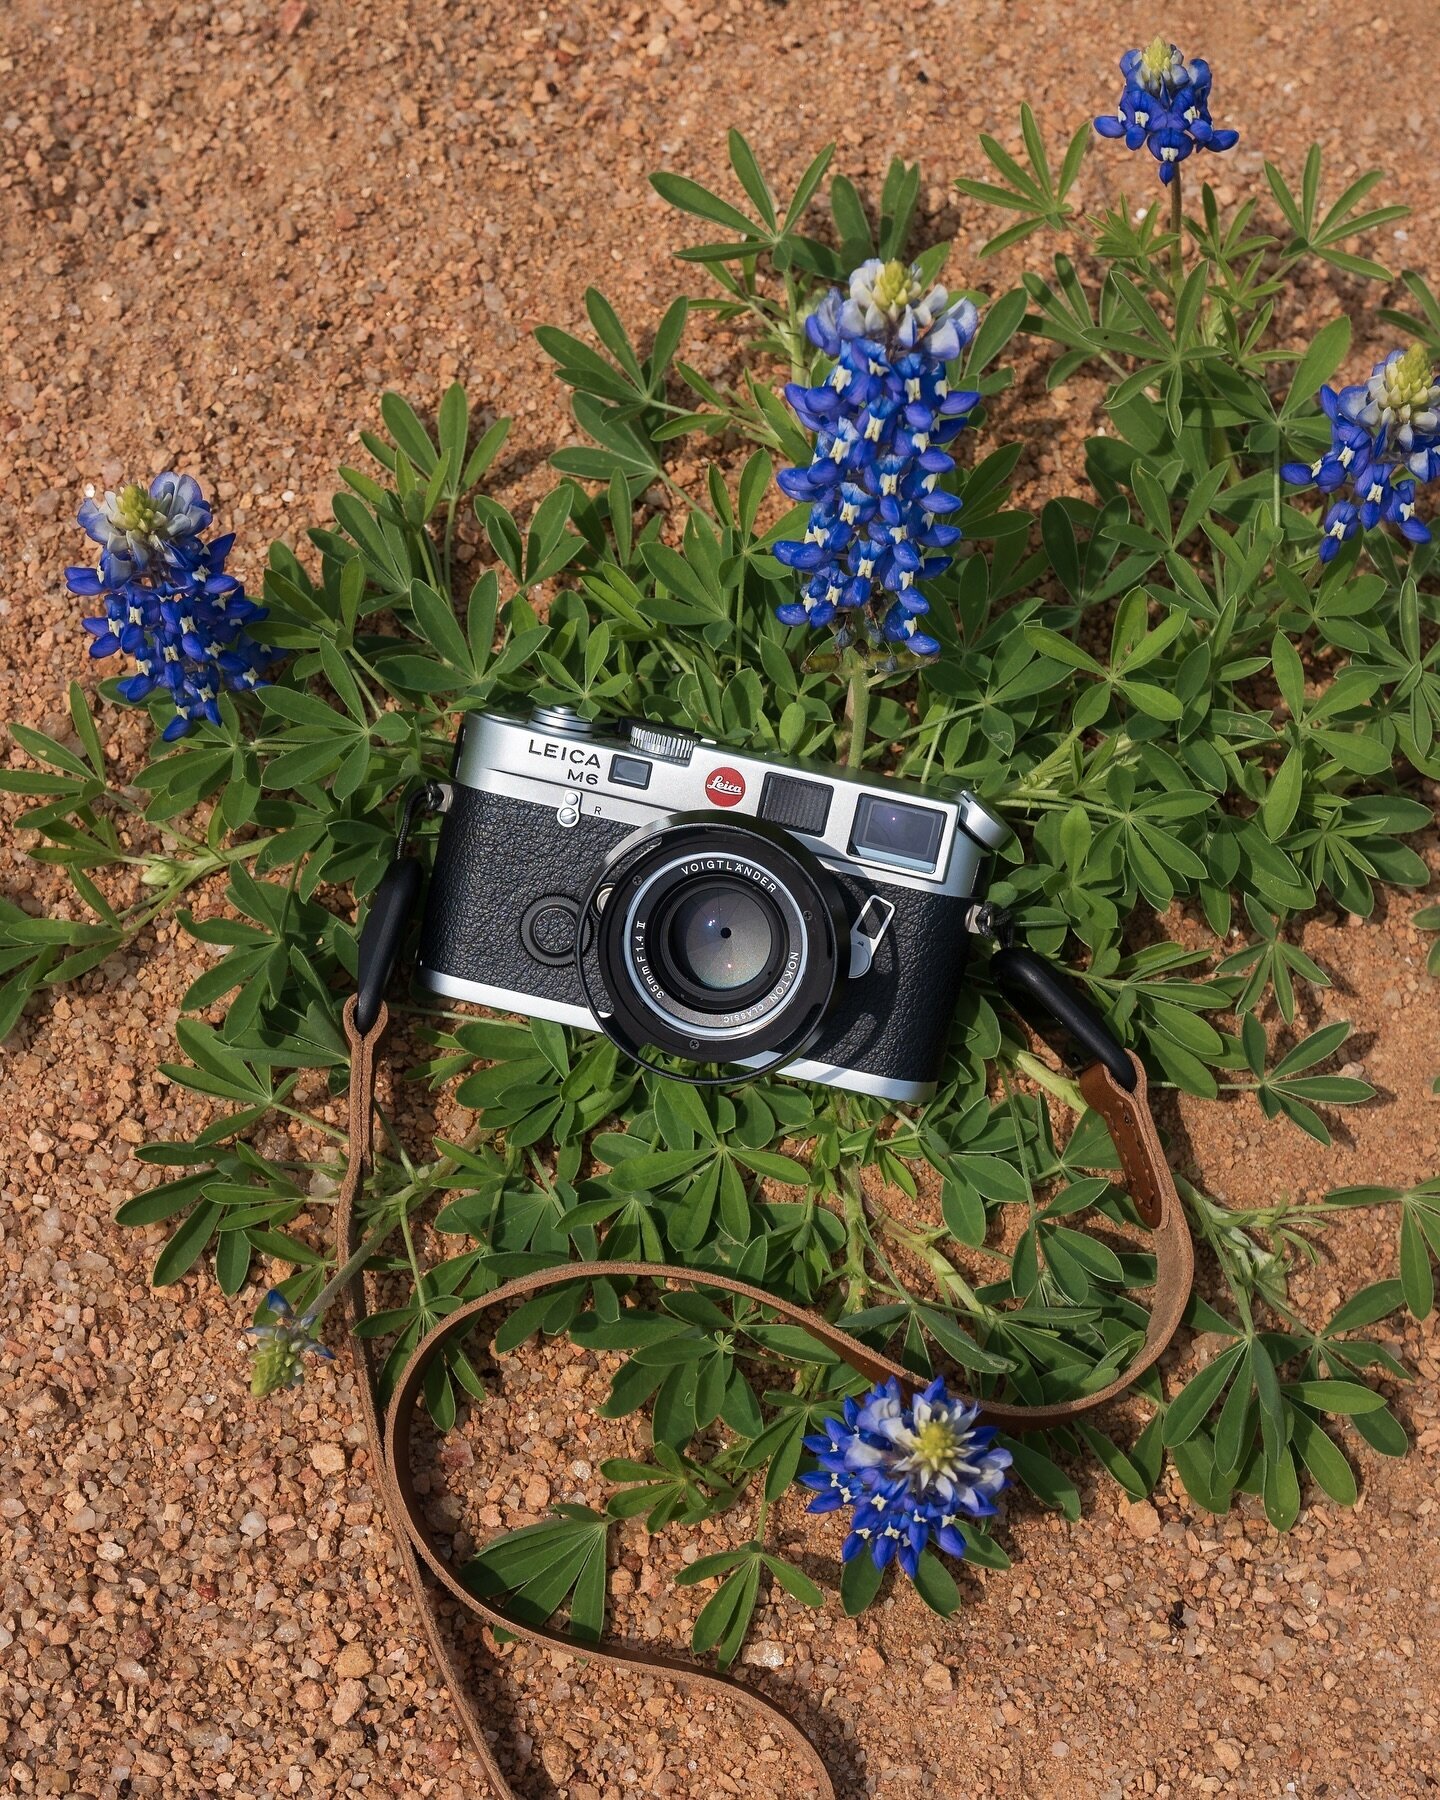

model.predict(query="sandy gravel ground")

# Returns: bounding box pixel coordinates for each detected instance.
[2,2,1439,1796]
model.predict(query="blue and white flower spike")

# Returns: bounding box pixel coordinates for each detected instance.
[77,473,212,584]
[797,1374,1012,1578]
[1282,346,1440,559]
[1093,38,1239,184]
[772,258,980,664]
[245,1289,335,1397]
[1340,345,1440,462]
[1317,501,1361,565]
[66,475,279,739]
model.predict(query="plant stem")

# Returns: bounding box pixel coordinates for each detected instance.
[836,1160,871,1313]
[875,1214,988,1317]
[842,660,870,769]
[1013,1050,1088,1115]
[441,496,459,595]
[1169,169,1184,288]
[111,833,278,943]
[782,273,808,384]
[270,1100,349,1144]
[308,1212,401,1318]
[1006,722,1088,797]
[754,1495,772,1543]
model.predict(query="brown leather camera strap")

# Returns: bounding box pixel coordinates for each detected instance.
[334,997,1193,1797]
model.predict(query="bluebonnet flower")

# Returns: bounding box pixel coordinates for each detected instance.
[1338,344,1440,462]
[77,473,211,583]
[245,1289,334,1397]
[1318,501,1361,564]
[66,474,279,740]
[772,259,981,662]
[1093,38,1239,184]
[1282,346,1440,560]
[798,1374,1011,1577]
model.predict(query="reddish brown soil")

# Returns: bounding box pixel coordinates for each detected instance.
[2,3,1438,1798]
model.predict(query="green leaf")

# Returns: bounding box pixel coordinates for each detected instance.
[1325,1279,1404,1334]
[1002,1437,1080,1519]
[215,1228,252,1296]
[840,1550,885,1616]
[1291,1413,1357,1506]
[438,381,470,485]
[763,1554,824,1609]
[1171,1433,1232,1515]
[649,171,760,238]
[115,1173,211,1228]
[464,1509,613,1642]
[1163,1342,1246,1447]
[380,391,439,474]
[1263,1444,1302,1531]
[1252,1342,1288,1465]
[691,1559,760,1667]
[913,1550,961,1617]
[785,145,836,231]
[1280,1380,1386,1415]
[1074,1422,1149,1499]
[940,1175,987,1248]
[1399,1206,1434,1318]
[1262,746,1304,841]
[409,579,473,670]
[727,130,776,228]
[957,1529,1011,1572]
[152,1200,222,1287]
[1281,316,1352,417]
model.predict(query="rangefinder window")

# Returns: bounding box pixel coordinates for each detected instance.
[849,794,946,873]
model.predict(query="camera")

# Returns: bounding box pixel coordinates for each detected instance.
[415,705,1009,1102]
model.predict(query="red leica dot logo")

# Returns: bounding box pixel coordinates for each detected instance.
[704,766,746,807]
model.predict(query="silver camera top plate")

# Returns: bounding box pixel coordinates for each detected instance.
[452,705,1007,902]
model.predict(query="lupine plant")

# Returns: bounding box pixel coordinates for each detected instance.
[3,54,1438,1662]
[1281,346,1440,560]
[800,1376,1012,1585]
[68,474,278,739]
[772,260,978,676]
[1092,38,1239,188]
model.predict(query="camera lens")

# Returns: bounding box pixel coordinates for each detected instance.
[660,882,780,997]
[631,861,798,1038]
[579,814,850,1070]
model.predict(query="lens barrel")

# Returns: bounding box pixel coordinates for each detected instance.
[579,814,850,1071]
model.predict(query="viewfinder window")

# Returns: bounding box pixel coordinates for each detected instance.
[849,795,945,873]
[609,754,652,789]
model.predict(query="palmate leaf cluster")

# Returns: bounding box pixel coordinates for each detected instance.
[3,124,1436,1663]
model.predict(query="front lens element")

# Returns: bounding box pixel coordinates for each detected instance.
[632,856,799,1036]
[666,885,775,993]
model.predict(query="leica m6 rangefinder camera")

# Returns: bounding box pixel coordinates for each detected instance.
[415,705,1009,1102]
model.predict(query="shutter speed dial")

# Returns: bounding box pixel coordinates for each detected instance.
[625,720,701,763]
